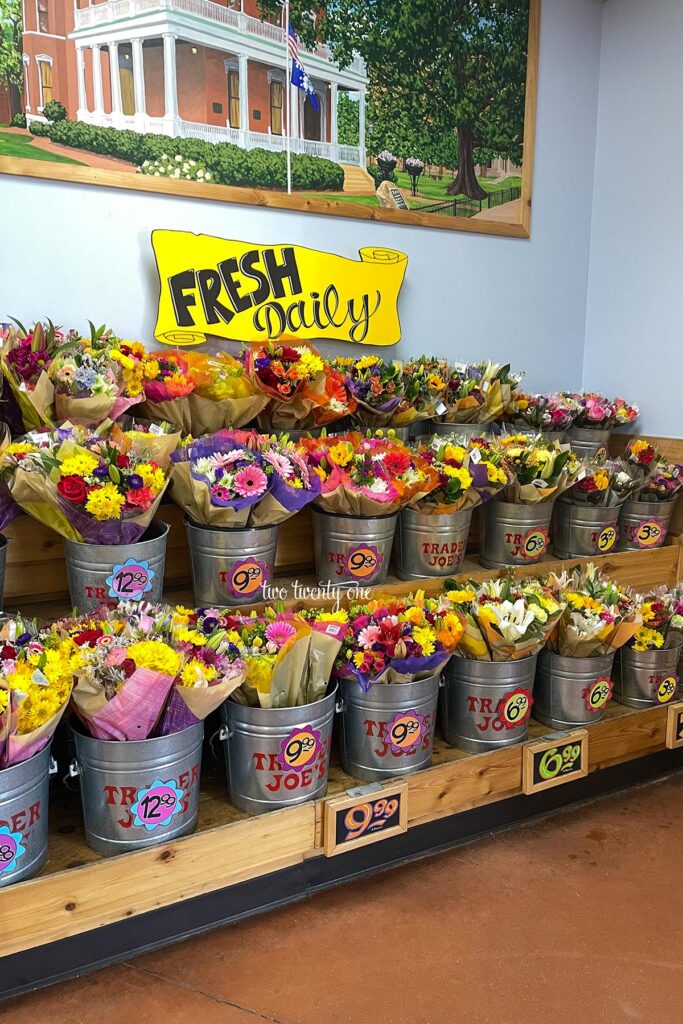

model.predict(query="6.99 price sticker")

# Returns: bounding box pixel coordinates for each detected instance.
[523,730,588,795]
[324,782,408,857]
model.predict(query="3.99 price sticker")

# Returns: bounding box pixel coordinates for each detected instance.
[324,782,408,857]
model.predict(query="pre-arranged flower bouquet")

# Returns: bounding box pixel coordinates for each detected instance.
[169,430,320,528]
[334,594,464,691]
[494,434,581,504]
[183,350,269,434]
[111,415,182,467]
[0,427,171,543]
[625,439,682,502]
[140,351,195,434]
[567,393,639,430]
[442,361,523,425]
[244,343,334,431]
[565,459,640,506]
[390,357,448,427]
[411,436,509,514]
[0,616,76,767]
[506,392,580,435]
[0,320,62,430]
[545,564,641,657]
[629,592,683,652]
[332,355,404,428]
[48,335,143,427]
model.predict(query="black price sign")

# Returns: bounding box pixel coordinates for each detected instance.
[523,730,588,795]
[324,782,407,857]
[665,702,683,749]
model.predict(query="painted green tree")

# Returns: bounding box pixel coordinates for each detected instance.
[258,0,529,200]
[337,90,359,147]
[0,0,22,118]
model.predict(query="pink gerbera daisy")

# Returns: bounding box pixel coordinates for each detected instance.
[265,620,297,645]
[262,448,295,479]
[358,624,382,649]
[210,449,248,469]
[233,465,268,498]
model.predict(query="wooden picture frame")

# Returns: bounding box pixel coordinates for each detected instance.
[0,0,540,238]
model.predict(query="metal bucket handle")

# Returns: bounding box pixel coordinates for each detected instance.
[209,724,231,763]
[63,758,81,791]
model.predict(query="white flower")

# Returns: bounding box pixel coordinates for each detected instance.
[369,478,389,493]
[197,169,204,178]
[205,172,212,181]
[175,154,182,163]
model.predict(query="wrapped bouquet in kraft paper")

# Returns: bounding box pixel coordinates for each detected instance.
[332,593,465,781]
[612,589,683,708]
[331,354,404,429]
[437,361,523,436]
[480,433,581,568]
[300,432,438,588]
[389,356,449,431]
[395,435,510,580]
[440,576,562,753]
[0,320,59,431]
[183,350,269,435]
[616,439,683,551]
[170,430,319,607]
[0,426,172,613]
[139,351,195,434]
[534,564,642,730]
[553,457,642,560]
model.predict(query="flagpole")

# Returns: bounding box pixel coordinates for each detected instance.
[284,0,292,194]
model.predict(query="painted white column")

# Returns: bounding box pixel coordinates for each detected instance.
[91,44,104,115]
[109,41,122,122]
[238,52,249,145]
[162,32,178,134]
[131,37,146,126]
[329,81,338,151]
[358,88,366,167]
[75,45,87,117]
[289,83,299,141]
[22,54,31,113]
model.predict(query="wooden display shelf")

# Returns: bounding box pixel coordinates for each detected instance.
[0,698,674,962]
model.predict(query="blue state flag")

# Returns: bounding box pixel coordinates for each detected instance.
[288,25,320,111]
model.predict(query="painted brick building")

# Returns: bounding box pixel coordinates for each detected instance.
[21,0,368,165]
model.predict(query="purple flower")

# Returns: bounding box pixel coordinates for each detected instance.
[128,474,143,489]
[93,465,110,478]
[202,616,218,633]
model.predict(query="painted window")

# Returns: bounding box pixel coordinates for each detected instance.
[36,0,48,33]
[228,69,240,129]
[270,80,283,136]
[38,58,53,108]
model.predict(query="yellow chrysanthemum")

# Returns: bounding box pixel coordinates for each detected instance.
[444,444,467,464]
[355,355,381,370]
[329,442,354,467]
[593,470,609,491]
[294,348,324,378]
[175,627,206,647]
[447,588,475,605]
[245,656,275,693]
[60,451,99,478]
[317,610,349,623]
[6,442,38,455]
[486,463,507,485]
[128,640,181,676]
[413,626,436,655]
[85,483,126,521]
[137,463,166,495]
[179,659,217,687]
[442,465,473,490]
[143,359,160,380]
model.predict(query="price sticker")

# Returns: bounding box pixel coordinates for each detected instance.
[500,688,533,729]
[665,702,683,749]
[634,518,665,548]
[469,447,482,465]
[130,778,184,832]
[453,362,467,374]
[656,676,677,704]
[225,558,269,598]
[596,525,617,553]
[583,676,613,713]
[324,782,408,857]
[0,825,26,876]
[106,559,154,601]
[384,709,425,754]
[523,730,588,794]
[521,527,549,561]
[435,401,448,415]
[344,544,382,580]
[278,726,323,773]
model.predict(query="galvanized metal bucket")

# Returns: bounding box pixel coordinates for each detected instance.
[395,506,472,580]
[219,689,335,815]
[568,425,611,460]
[69,723,204,856]
[433,421,486,441]
[311,507,397,587]
[613,643,682,709]
[336,673,441,782]
[534,650,615,729]
[440,655,537,753]
[616,498,676,551]
[63,519,169,614]
[480,500,553,568]
[0,745,55,887]
[185,518,279,608]
[512,428,566,443]
[0,534,7,610]
[552,500,620,559]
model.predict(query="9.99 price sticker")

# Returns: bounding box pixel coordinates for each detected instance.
[324,782,408,857]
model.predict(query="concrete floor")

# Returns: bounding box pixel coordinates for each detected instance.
[5,773,683,1024]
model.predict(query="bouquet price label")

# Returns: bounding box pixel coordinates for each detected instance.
[665,702,683,749]
[324,782,408,857]
[583,676,613,713]
[106,559,154,601]
[633,518,665,548]
[344,545,382,581]
[0,825,26,876]
[523,730,588,794]
[222,558,269,598]
[595,525,617,554]
[130,778,184,832]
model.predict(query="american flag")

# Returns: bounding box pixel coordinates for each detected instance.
[287,23,319,111]
[287,24,301,62]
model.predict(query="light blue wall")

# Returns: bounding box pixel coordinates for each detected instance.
[0,0,603,393]
[584,0,683,436]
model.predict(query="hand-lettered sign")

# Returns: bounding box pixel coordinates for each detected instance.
[523,730,588,794]
[324,782,408,857]
[152,231,408,348]
[665,701,683,749]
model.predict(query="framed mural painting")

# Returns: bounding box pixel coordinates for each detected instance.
[0,0,540,238]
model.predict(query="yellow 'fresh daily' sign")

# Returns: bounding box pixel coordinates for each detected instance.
[151,230,407,347]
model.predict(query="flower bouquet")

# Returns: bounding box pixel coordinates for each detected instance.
[0,426,20,541]
[441,361,523,427]
[332,355,404,429]
[183,350,269,434]
[243,343,333,432]
[48,332,144,426]
[0,320,62,430]
[568,393,639,430]
[390,357,449,428]
[624,439,682,501]
[441,577,561,750]
[554,458,640,559]
[615,439,682,551]
[614,591,683,705]
[112,415,182,467]
[565,459,640,506]
[545,564,641,658]
[507,392,580,437]
[139,351,195,434]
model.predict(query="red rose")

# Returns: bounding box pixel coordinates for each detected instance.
[120,658,136,678]
[0,645,16,660]
[57,475,87,504]
[116,454,130,469]
[73,629,104,647]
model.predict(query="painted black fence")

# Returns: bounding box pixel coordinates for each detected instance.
[415,185,521,218]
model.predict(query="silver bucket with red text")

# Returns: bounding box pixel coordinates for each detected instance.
[0,745,55,887]
[440,655,537,753]
[311,507,397,588]
[185,518,280,607]
[218,689,335,815]
[613,643,682,709]
[336,673,441,782]
[533,651,615,729]
[480,500,554,568]
[69,723,203,856]
[616,498,676,551]
[552,500,620,559]
[395,506,472,580]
